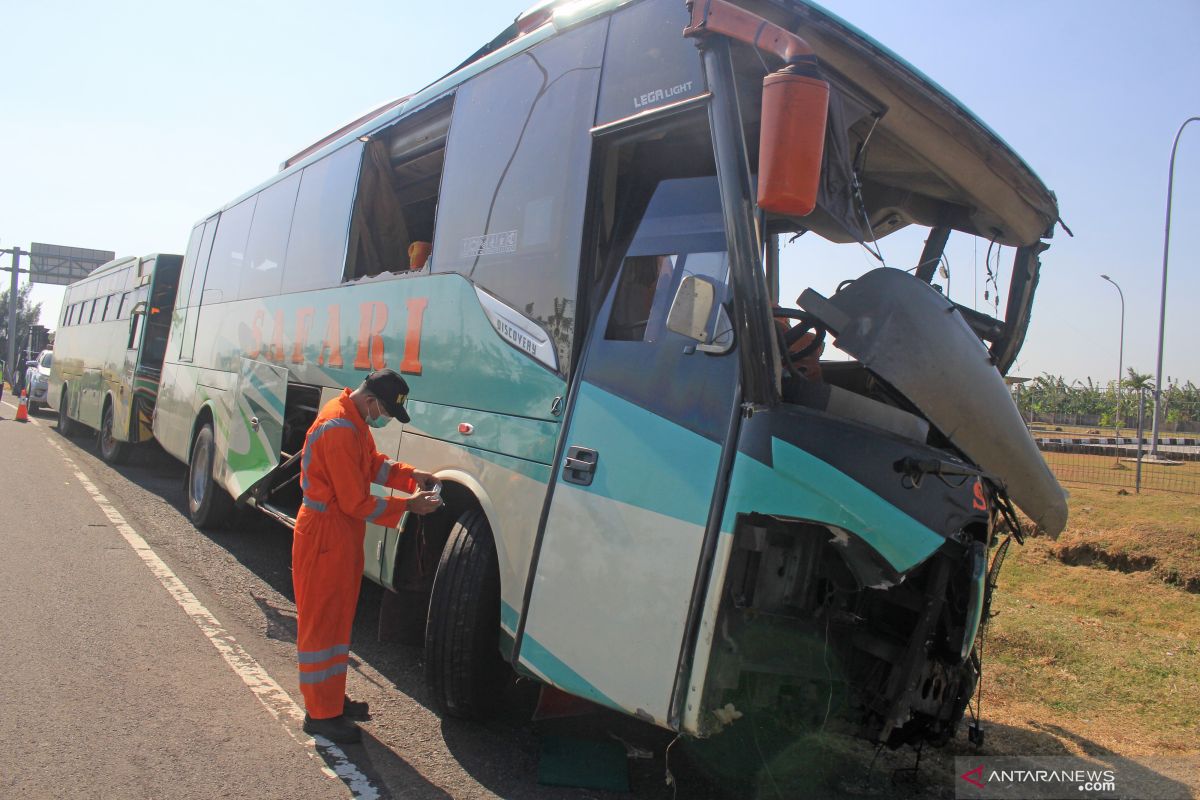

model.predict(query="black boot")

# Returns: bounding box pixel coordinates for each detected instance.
[303,714,362,744]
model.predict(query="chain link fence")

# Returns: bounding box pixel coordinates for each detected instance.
[1013,379,1200,494]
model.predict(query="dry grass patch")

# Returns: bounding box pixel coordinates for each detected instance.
[981,537,1200,756]
[1048,485,1200,591]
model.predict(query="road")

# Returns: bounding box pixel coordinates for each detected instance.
[0,399,738,800]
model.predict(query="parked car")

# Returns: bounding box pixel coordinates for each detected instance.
[25,349,53,413]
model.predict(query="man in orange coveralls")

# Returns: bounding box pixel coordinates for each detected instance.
[295,368,442,743]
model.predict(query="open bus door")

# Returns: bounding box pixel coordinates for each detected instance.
[219,358,289,503]
[514,115,742,728]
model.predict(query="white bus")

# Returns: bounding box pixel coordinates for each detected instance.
[151,0,1066,755]
[49,253,183,464]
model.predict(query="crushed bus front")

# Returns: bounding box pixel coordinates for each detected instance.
[664,0,1067,749]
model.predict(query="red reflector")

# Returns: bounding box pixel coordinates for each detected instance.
[458,423,474,435]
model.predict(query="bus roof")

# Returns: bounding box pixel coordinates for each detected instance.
[213,0,1056,246]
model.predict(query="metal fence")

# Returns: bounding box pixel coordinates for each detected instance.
[1018,384,1200,494]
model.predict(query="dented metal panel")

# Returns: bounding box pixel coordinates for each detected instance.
[799,268,1068,536]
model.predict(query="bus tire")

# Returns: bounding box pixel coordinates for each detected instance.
[57,391,79,438]
[424,509,506,718]
[98,402,130,465]
[188,422,234,529]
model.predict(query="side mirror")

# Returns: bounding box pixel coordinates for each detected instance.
[757,66,829,217]
[666,276,716,342]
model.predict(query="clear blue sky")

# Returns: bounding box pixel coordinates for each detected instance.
[3,0,1197,386]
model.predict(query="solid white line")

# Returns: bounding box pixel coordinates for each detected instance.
[44,436,381,800]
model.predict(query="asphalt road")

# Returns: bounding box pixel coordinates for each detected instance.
[0,399,962,800]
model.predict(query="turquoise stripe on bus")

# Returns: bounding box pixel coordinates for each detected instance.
[301,497,327,512]
[721,438,946,573]
[365,497,388,524]
[520,633,619,713]
[562,382,719,528]
[300,418,355,492]
[246,371,285,417]
[297,644,349,665]
[298,662,348,685]
[500,600,519,634]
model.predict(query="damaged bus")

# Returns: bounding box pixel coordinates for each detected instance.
[152,0,1067,757]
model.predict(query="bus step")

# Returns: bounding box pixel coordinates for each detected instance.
[254,501,297,529]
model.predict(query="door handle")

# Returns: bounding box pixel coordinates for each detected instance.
[562,446,598,486]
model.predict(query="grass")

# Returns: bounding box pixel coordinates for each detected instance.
[977,485,1200,759]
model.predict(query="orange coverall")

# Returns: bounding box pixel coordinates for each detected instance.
[293,388,418,719]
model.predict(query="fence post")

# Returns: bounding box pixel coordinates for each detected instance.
[1135,389,1146,494]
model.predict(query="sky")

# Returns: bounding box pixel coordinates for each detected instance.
[2,0,1197,386]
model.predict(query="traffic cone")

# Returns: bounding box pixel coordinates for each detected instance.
[15,389,29,422]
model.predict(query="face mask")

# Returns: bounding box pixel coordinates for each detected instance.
[366,398,391,429]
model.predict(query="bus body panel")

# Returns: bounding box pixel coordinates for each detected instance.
[218,359,289,501]
[518,382,727,725]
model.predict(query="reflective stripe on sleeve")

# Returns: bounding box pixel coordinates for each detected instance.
[301,496,327,512]
[365,497,388,524]
[374,459,396,485]
[298,662,349,685]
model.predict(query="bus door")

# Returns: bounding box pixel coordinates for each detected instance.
[516,119,740,727]
[218,358,288,502]
[121,269,152,441]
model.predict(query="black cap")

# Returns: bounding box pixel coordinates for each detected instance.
[362,369,411,423]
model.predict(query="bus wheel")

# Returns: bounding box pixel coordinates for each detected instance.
[57,392,78,437]
[98,403,130,465]
[188,422,234,529]
[425,509,507,718]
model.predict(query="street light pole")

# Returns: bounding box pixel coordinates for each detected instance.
[1100,274,1124,432]
[1151,116,1200,456]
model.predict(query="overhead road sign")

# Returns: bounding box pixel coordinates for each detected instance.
[28,243,115,286]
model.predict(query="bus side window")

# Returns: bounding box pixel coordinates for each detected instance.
[205,195,257,305]
[431,20,606,375]
[239,172,301,300]
[605,255,675,342]
[283,141,364,293]
[344,101,450,283]
[176,222,205,311]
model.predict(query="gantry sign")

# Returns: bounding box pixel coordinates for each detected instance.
[28,242,115,286]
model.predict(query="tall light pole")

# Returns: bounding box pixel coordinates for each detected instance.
[1100,274,1124,432]
[1151,116,1200,456]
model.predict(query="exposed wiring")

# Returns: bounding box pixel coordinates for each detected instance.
[983,233,1002,317]
[851,115,887,266]
[664,734,680,800]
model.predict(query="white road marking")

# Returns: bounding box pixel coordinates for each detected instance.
[1,398,42,425]
[43,436,382,800]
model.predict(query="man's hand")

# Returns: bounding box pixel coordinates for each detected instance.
[411,469,439,491]
[409,489,443,515]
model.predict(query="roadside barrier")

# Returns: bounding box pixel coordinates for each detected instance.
[15,389,29,423]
